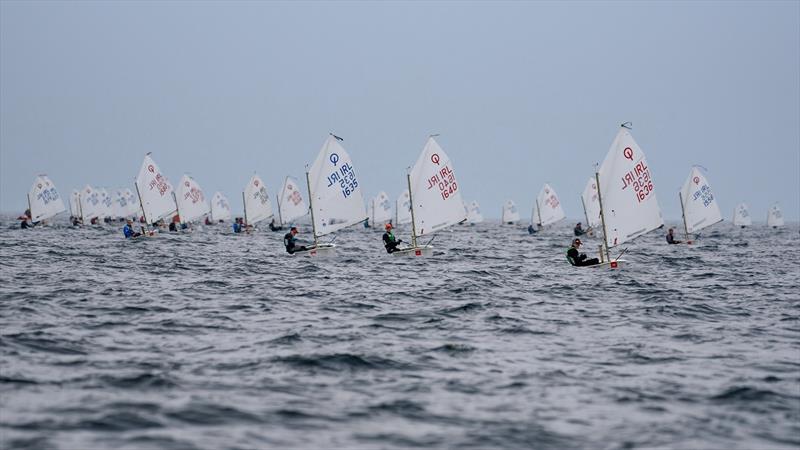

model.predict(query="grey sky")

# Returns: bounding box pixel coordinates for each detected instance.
[2,1,798,221]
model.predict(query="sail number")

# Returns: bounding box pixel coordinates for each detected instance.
[36,187,60,205]
[326,162,359,199]
[426,165,458,200]
[692,185,714,207]
[148,174,171,197]
[620,161,654,203]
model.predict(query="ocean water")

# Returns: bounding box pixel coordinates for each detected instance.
[1,217,798,449]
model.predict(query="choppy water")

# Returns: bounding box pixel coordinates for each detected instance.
[1,217,799,449]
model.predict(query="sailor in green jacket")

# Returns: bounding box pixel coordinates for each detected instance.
[382,223,403,253]
[567,238,600,267]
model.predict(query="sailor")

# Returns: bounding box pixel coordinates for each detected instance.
[20,215,31,229]
[123,219,142,238]
[283,226,308,254]
[666,228,682,244]
[382,223,403,253]
[268,218,283,232]
[205,216,212,226]
[566,238,600,267]
[363,218,370,229]
[232,217,244,233]
[574,222,587,236]
[527,224,538,235]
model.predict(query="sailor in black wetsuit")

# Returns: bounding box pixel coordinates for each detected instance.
[666,228,681,244]
[382,223,402,253]
[284,226,308,254]
[574,222,587,236]
[268,218,283,232]
[566,238,600,267]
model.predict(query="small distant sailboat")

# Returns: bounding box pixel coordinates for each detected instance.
[134,153,177,228]
[113,190,129,220]
[69,189,81,220]
[580,178,601,236]
[175,175,210,225]
[211,192,232,223]
[394,135,466,257]
[303,134,367,256]
[502,200,520,224]
[27,175,66,223]
[534,183,566,229]
[370,191,392,227]
[767,203,784,228]
[594,124,664,269]
[276,176,308,227]
[678,166,722,243]
[123,189,140,219]
[396,190,412,225]
[99,188,114,221]
[79,185,101,224]
[732,203,751,228]
[467,200,484,224]
[242,174,273,228]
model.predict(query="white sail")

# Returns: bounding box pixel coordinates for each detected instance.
[69,189,81,218]
[679,167,722,234]
[409,137,467,236]
[79,185,101,221]
[28,175,66,222]
[135,153,176,223]
[243,174,273,225]
[277,176,308,225]
[371,191,392,225]
[124,189,139,218]
[502,200,520,223]
[597,126,663,248]
[467,200,484,224]
[396,190,412,225]
[732,203,752,227]
[176,174,210,223]
[113,190,129,219]
[581,177,602,228]
[308,135,367,237]
[99,188,114,219]
[211,192,232,222]
[536,183,566,227]
[767,203,784,227]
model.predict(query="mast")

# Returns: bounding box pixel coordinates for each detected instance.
[27,193,32,222]
[305,169,318,247]
[135,181,149,225]
[679,191,689,242]
[242,191,248,226]
[173,192,182,225]
[535,198,543,228]
[595,170,610,262]
[580,195,590,229]
[78,192,84,223]
[407,172,418,247]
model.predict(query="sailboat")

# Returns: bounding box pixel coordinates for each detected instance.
[134,153,177,229]
[175,175,210,225]
[69,189,81,220]
[211,192,232,223]
[394,136,466,257]
[678,166,722,243]
[99,188,114,221]
[303,134,367,256]
[113,190,129,220]
[580,178,601,236]
[502,200,520,224]
[767,203,784,228]
[276,176,308,227]
[534,183,566,229]
[467,201,484,224]
[396,190,412,225]
[123,189,140,219]
[79,185,101,225]
[370,191,392,228]
[732,203,751,228]
[27,175,66,223]
[594,124,664,269]
[242,174,273,228]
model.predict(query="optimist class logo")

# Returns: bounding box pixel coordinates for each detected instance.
[693,176,700,184]
[148,165,155,173]
[185,181,190,187]
[330,153,339,166]
[623,147,634,161]
[254,180,259,187]
[431,154,440,165]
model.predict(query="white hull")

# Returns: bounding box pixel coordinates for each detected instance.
[300,243,336,257]
[589,259,627,270]
[392,245,434,257]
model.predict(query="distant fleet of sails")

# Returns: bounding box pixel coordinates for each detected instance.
[25,125,787,250]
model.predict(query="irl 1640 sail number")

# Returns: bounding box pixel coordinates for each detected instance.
[426,165,458,200]
[326,162,359,199]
